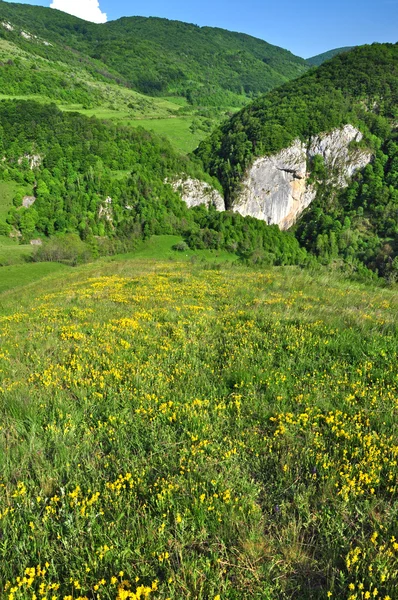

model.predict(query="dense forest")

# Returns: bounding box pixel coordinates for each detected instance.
[0,1,308,106]
[197,43,398,278]
[0,100,305,265]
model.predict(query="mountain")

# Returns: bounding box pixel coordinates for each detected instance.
[0,1,309,105]
[307,46,355,66]
[196,43,398,279]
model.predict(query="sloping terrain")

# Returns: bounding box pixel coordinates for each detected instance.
[0,255,397,599]
[0,1,309,153]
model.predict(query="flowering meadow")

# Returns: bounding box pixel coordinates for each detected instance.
[0,257,397,599]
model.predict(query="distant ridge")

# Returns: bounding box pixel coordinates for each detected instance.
[0,1,309,104]
[307,46,355,66]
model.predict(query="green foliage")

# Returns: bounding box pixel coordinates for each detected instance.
[0,100,202,240]
[32,233,93,265]
[172,240,189,251]
[0,100,303,266]
[0,2,308,105]
[197,43,398,278]
[184,207,306,265]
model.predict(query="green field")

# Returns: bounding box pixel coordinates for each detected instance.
[0,235,236,288]
[0,235,32,266]
[0,261,68,294]
[128,118,207,153]
[0,245,397,599]
[118,235,237,262]
[0,93,211,153]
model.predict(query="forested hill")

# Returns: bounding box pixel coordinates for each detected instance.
[307,46,355,66]
[196,43,398,279]
[0,1,308,104]
[197,43,398,200]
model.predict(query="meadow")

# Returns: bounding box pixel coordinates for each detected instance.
[0,250,397,599]
[0,236,33,267]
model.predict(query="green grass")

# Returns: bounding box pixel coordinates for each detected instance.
[0,236,236,293]
[0,234,33,266]
[121,235,238,261]
[0,93,208,153]
[0,261,68,294]
[0,255,397,599]
[128,117,207,153]
[0,181,23,220]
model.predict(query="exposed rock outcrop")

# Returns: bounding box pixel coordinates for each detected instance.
[171,178,225,211]
[18,154,42,170]
[232,125,373,230]
[22,196,36,208]
[98,197,113,222]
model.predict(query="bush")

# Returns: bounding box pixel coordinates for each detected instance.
[32,233,93,265]
[172,241,189,252]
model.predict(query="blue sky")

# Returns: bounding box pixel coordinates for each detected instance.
[4,0,398,58]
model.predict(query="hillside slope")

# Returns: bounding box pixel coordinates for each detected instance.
[0,1,309,104]
[0,257,397,599]
[197,43,398,278]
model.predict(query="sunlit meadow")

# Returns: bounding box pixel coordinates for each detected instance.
[0,257,397,599]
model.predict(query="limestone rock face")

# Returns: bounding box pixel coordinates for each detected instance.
[232,125,373,230]
[308,124,372,185]
[171,178,225,211]
[98,197,113,222]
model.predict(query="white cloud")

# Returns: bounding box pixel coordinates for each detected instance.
[50,0,107,24]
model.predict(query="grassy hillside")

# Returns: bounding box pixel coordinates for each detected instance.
[307,46,355,66]
[0,30,206,153]
[0,1,310,152]
[197,43,398,278]
[0,255,397,599]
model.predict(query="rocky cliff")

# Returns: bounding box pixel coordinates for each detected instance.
[171,178,225,212]
[232,125,373,230]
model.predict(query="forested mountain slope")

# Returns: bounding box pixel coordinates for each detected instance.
[197,43,398,278]
[0,1,309,105]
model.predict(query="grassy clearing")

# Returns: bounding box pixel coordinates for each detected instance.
[0,235,32,266]
[0,255,397,599]
[0,261,68,294]
[0,181,23,220]
[0,93,206,153]
[0,235,236,292]
[128,117,207,153]
[120,235,238,262]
